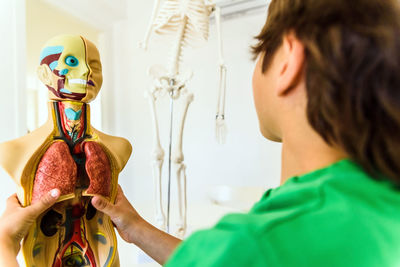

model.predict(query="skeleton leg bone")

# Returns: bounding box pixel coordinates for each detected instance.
[175,161,187,238]
[147,90,167,230]
[172,91,194,238]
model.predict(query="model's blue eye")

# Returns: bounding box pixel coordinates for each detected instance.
[65,56,79,67]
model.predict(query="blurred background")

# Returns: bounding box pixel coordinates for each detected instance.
[0,0,280,266]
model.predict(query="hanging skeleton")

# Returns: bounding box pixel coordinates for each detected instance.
[140,0,227,238]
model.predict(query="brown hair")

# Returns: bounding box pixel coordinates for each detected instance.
[252,0,400,184]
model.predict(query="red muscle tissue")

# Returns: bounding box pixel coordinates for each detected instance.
[32,141,77,204]
[84,142,112,197]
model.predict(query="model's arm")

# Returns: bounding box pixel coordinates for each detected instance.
[92,186,181,265]
[0,189,60,267]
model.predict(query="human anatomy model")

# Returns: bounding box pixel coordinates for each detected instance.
[140,0,227,237]
[0,35,132,267]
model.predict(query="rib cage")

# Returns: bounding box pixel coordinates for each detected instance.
[153,0,213,47]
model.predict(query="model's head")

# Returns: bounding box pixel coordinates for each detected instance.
[37,34,102,103]
[252,0,400,183]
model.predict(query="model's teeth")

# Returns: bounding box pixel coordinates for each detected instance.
[69,79,87,85]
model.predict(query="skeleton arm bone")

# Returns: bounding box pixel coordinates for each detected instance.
[139,0,163,50]
[215,6,224,65]
[216,65,227,144]
[214,6,228,144]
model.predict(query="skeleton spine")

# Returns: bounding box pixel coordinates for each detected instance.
[168,16,188,77]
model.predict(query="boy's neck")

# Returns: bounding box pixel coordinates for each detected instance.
[280,125,347,185]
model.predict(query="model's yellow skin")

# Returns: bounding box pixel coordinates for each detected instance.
[0,35,132,267]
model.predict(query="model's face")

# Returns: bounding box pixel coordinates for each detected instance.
[37,35,102,103]
[252,52,282,142]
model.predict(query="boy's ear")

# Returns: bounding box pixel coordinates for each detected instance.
[276,31,305,96]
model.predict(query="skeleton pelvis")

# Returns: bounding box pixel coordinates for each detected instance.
[23,139,118,267]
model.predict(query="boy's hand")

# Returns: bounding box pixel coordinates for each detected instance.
[91,185,143,244]
[0,189,60,255]
[92,185,181,265]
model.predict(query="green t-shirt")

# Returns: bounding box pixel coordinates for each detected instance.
[165,159,400,266]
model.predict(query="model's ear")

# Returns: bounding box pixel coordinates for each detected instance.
[276,31,305,96]
[37,64,54,87]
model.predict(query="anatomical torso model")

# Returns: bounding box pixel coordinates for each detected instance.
[0,35,132,267]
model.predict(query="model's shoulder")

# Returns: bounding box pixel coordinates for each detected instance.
[94,130,131,146]
[0,121,54,181]
[0,120,52,149]
[91,128,132,172]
